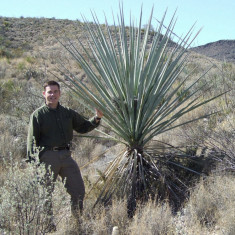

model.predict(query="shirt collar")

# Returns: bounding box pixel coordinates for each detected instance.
[44,102,61,111]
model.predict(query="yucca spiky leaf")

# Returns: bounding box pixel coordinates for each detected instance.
[57,6,223,214]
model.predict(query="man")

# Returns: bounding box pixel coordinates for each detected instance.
[27,80,103,225]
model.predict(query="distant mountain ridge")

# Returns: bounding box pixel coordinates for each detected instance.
[0,16,234,64]
[190,40,235,64]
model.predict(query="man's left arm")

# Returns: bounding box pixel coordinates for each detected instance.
[72,109,103,134]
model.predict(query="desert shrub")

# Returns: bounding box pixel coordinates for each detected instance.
[0,47,13,59]
[0,59,7,79]
[88,199,128,235]
[108,199,129,234]
[177,111,235,173]
[0,113,28,166]
[204,116,235,172]
[25,56,36,64]
[0,79,43,117]
[0,130,26,166]
[128,200,174,235]
[12,81,44,117]
[61,198,129,235]
[17,61,26,71]
[0,160,70,234]
[71,137,96,166]
[24,67,46,80]
[181,173,235,234]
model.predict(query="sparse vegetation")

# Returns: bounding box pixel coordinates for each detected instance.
[0,160,70,234]
[0,12,234,235]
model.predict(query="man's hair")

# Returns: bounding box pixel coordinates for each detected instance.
[43,81,60,90]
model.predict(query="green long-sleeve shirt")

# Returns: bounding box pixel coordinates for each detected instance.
[27,103,99,160]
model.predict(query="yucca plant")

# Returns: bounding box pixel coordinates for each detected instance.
[55,6,223,215]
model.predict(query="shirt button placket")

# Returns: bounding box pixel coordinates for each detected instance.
[56,111,67,145]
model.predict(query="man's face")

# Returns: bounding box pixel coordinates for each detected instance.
[43,85,61,108]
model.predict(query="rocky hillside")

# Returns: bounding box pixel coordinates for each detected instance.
[190,40,235,64]
[1,16,234,64]
[0,16,82,58]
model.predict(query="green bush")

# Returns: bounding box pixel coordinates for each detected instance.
[181,174,235,234]
[0,160,70,234]
[0,47,13,59]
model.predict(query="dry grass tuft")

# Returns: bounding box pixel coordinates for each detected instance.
[128,201,174,235]
[58,199,129,235]
[181,173,235,234]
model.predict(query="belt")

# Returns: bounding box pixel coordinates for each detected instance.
[48,146,70,151]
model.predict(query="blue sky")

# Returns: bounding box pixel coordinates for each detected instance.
[0,0,234,46]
